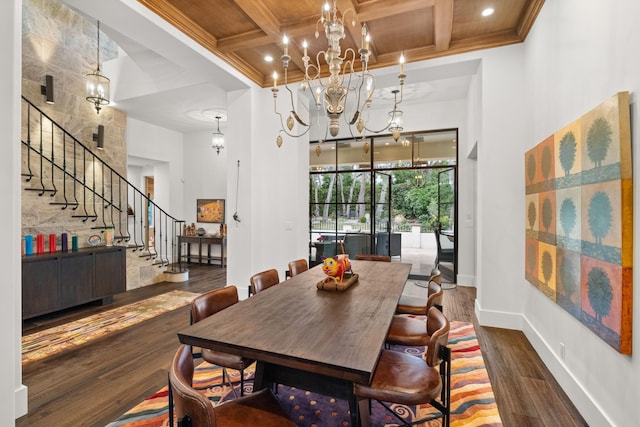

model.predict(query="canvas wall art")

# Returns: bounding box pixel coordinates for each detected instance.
[525,92,632,354]
[197,199,225,223]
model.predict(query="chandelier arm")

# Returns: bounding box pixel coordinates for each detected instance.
[363,116,395,134]
[279,125,312,139]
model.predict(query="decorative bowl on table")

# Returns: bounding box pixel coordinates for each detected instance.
[87,234,102,246]
[196,227,206,236]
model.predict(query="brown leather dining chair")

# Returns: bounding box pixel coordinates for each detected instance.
[190,286,254,396]
[355,307,451,427]
[287,258,309,278]
[169,344,296,427]
[249,268,280,296]
[396,270,444,315]
[355,254,391,262]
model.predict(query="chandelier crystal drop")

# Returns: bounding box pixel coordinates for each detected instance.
[272,0,406,146]
[85,20,110,114]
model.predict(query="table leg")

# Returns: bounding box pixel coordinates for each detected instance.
[198,241,203,265]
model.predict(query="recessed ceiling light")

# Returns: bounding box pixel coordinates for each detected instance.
[264,55,273,62]
[482,7,494,17]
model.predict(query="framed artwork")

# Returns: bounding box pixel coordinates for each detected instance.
[197,199,225,223]
[525,92,632,354]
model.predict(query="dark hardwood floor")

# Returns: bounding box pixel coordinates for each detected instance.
[17,265,587,427]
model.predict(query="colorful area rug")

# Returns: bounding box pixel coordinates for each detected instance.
[22,290,199,365]
[107,321,502,427]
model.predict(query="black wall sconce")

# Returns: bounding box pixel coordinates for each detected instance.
[93,125,104,150]
[40,74,54,104]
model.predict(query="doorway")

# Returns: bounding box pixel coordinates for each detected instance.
[309,129,457,281]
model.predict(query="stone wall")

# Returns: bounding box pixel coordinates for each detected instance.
[21,0,165,289]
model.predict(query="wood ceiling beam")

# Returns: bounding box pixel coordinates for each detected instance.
[218,30,275,52]
[137,0,219,49]
[231,0,281,36]
[355,0,434,22]
[517,0,545,39]
[434,0,453,51]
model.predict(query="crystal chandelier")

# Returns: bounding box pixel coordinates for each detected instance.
[212,115,225,154]
[272,0,406,147]
[85,20,110,114]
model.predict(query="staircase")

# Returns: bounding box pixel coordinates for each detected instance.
[20,96,187,284]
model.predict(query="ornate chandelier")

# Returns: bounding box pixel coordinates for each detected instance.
[85,20,110,114]
[272,0,406,147]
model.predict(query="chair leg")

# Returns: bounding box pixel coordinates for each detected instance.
[240,368,245,396]
[167,372,174,427]
[221,368,238,399]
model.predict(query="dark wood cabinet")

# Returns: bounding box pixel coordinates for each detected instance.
[22,246,126,319]
[94,248,126,301]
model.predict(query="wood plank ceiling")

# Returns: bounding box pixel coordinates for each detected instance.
[138,0,544,88]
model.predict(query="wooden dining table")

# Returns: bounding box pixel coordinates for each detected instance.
[177,259,412,426]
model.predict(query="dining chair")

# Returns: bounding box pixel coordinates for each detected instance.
[386,277,443,348]
[249,268,280,295]
[190,286,254,396]
[287,258,309,278]
[355,254,391,262]
[169,344,296,427]
[355,307,451,427]
[396,271,444,315]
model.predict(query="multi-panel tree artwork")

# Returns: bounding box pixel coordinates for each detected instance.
[525,92,633,354]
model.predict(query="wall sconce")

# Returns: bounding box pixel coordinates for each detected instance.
[40,74,54,104]
[93,125,105,150]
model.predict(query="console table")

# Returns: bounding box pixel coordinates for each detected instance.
[178,235,226,267]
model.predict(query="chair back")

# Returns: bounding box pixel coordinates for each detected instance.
[287,259,309,277]
[250,269,280,294]
[424,307,450,368]
[429,268,443,284]
[426,282,444,312]
[355,254,391,262]
[169,345,217,426]
[191,286,238,324]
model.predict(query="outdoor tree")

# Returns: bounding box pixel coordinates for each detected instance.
[559,131,577,175]
[587,267,613,323]
[528,201,537,230]
[541,197,553,232]
[588,191,612,245]
[321,174,336,219]
[541,250,553,286]
[559,198,577,236]
[586,117,613,168]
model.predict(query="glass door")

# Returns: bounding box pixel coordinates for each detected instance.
[373,171,392,258]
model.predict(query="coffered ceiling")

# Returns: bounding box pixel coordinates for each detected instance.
[137,0,544,88]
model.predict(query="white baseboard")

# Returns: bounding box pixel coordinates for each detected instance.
[456,274,475,286]
[15,384,27,419]
[474,301,611,426]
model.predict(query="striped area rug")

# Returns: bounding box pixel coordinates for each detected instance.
[22,290,199,365]
[107,321,502,427]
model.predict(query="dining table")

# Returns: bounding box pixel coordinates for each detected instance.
[177,259,412,426]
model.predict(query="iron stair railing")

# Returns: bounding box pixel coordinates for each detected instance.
[21,95,186,272]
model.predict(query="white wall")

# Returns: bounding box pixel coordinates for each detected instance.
[518,1,640,425]
[183,131,228,232]
[5,0,27,420]
[226,86,309,298]
[126,117,185,221]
